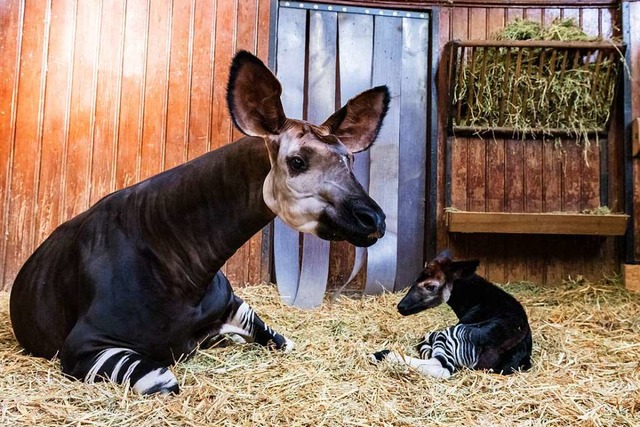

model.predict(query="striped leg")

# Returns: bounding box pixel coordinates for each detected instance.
[219,296,294,352]
[60,324,179,395]
[86,348,178,394]
[416,332,434,359]
[62,347,179,395]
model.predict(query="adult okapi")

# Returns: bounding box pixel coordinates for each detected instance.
[10,51,388,395]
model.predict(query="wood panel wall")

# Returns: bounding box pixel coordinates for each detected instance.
[629,1,640,263]
[0,0,272,290]
[436,5,624,284]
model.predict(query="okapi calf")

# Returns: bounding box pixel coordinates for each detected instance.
[10,51,388,395]
[370,251,532,378]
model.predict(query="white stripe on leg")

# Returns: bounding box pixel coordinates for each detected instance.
[132,368,178,395]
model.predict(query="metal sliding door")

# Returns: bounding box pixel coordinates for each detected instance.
[272,2,430,307]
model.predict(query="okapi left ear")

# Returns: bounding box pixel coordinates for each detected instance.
[449,260,480,279]
[322,86,390,153]
[227,50,287,137]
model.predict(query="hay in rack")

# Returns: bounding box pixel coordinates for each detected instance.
[452,19,623,146]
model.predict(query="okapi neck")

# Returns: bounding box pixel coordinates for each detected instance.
[128,137,276,290]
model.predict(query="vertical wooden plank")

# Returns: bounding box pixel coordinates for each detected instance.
[36,0,76,245]
[187,0,215,161]
[210,0,235,152]
[504,139,525,282]
[450,136,468,211]
[90,0,126,205]
[507,8,524,23]
[450,6,468,40]
[524,140,544,284]
[164,0,193,171]
[396,16,429,289]
[543,141,564,285]
[436,6,451,253]
[581,141,601,212]
[524,9,542,24]
[629,2,640,261]
[0,0,24,287]
[448,6,469,275]
[4,0,50,285]
[64,0,102,219]
[563,142,582,213]
[256,0,271,62]
[485,139,506,283]
[116,0,149,189]
[486,8,505,37]
[139,0,171,181]
[466,137,486,276]
[228,0,258,286]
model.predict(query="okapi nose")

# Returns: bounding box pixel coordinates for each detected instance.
[352,204,386,238]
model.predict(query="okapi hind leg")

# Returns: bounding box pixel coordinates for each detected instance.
[61,346,179,395]
[369,350,453,379]
[219,296,295,352]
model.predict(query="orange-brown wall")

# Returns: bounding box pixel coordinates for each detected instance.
[1,0,637,290]
[0,0,272,290]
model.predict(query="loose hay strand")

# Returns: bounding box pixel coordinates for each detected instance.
[1,279,639,426]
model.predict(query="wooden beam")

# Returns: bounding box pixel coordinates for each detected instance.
[622,263,640,293]
[632,117,640,157]
[325,1,620,9]
[446,211,629,235]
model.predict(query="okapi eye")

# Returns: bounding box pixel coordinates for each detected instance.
[287,155,308,173]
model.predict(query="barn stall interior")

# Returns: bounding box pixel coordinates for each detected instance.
[0,0,639,425]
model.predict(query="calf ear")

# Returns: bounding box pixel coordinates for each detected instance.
[450,260,480,279]
[227,51,287,137]
[321,86,390,153]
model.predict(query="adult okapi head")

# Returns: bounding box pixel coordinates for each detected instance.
[397,251,480,316]
[227,51,388,247]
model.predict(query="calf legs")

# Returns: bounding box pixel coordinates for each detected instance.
[370,325,478,379]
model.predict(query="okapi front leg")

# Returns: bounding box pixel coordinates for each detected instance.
[219,296,295,352]
[60,323,180,395]
[369,350,452,379]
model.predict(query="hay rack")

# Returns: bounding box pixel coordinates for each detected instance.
[447,39,625,138]
[444,39,629,236]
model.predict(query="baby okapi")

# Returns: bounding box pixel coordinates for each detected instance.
[370,251,532,378]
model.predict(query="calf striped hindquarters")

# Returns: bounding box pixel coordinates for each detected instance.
[370,325,479,379]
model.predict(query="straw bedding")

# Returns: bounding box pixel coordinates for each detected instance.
[1,278,639,426]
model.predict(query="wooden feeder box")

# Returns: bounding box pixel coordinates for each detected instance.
[445,39,628,236]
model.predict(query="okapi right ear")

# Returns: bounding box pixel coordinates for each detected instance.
[226,50,287,137]
[449,260,480,279]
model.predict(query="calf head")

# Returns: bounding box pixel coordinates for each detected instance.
[227,51,387,247]
[397,251,480,316]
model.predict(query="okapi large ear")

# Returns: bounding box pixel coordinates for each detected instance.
[449,260,480,279]
[226,50,287,137]
[321,86,390,153]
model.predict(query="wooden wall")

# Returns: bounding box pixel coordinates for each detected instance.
[0,0,272,290]
[629,1,640,263]
[436,4,624,284]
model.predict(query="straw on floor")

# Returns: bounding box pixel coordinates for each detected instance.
[1,277,639,426]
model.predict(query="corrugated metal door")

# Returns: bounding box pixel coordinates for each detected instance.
[272,2,431,306]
